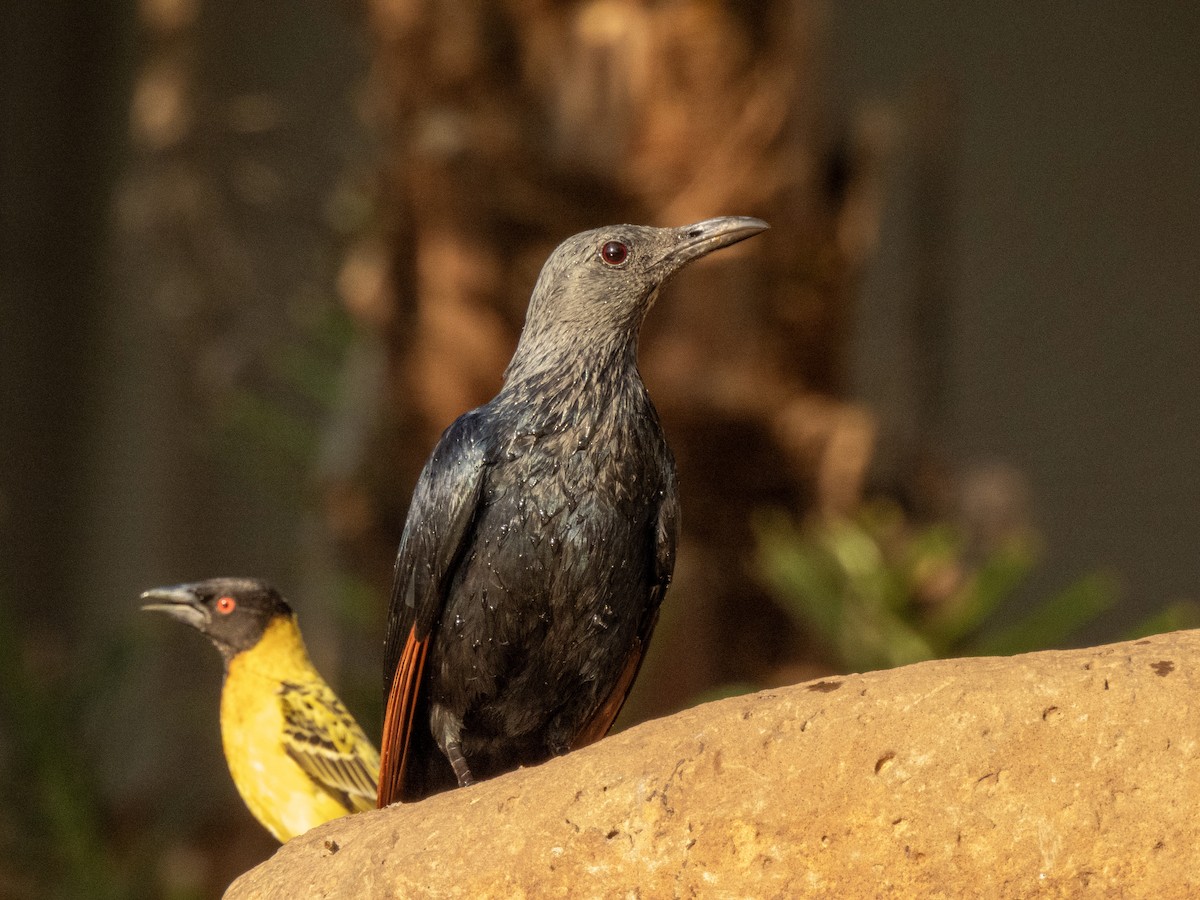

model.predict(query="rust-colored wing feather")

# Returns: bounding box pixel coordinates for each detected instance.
[378,411,489,807]
[377,626,429,806]
[570,633,652,750]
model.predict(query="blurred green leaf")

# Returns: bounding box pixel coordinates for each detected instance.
[0,598,135,900]
[754,502,1134,676]
[1123,600,1200,640]
[686,682,761,708]
[755,511,845,645]
[970,572,1118,657]
[926,534,1035,648]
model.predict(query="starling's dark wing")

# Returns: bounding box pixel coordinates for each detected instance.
[279,680,381,813]
[571,465,680,749]
[377,411,489,806]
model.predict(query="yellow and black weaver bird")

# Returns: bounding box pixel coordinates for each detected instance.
[142,577,380,842]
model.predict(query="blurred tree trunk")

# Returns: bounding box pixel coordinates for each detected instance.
[0,2,132,895]
[342,0,882,717]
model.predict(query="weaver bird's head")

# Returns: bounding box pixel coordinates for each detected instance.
[141,577,292,662]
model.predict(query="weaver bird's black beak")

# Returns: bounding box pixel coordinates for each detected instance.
[141,584,210,630]
[655,216,769,275]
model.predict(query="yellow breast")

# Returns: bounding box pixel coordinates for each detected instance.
[219,618,359,842]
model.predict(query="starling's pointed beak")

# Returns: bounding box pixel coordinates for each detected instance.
[141,584,211,630]
[657,216,769,274]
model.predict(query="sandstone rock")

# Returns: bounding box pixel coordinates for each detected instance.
[226,631,1200,898]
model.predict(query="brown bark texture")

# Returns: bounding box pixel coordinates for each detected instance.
[228,629,1199,899]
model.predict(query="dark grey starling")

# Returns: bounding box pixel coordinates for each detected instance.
[377,216,769,805]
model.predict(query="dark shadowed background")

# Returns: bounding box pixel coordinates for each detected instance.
[2,2,1197,897]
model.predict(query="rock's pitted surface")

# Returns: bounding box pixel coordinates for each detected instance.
[226,631,1200,898]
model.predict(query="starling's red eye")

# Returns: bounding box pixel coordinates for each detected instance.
[600,240,629,266]
[215,596,237,615]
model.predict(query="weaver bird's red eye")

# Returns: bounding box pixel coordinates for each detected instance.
[599,240,629,266]
[215,596,237,615]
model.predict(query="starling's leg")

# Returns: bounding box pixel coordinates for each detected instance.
[432,703,475,786]
[445,741,475,786]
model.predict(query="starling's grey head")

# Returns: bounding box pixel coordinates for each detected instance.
[514,216,768,357]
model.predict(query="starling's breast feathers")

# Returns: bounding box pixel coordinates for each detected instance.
[220,616,378,842]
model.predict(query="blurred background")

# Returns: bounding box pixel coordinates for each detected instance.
[2,1,1197,896]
